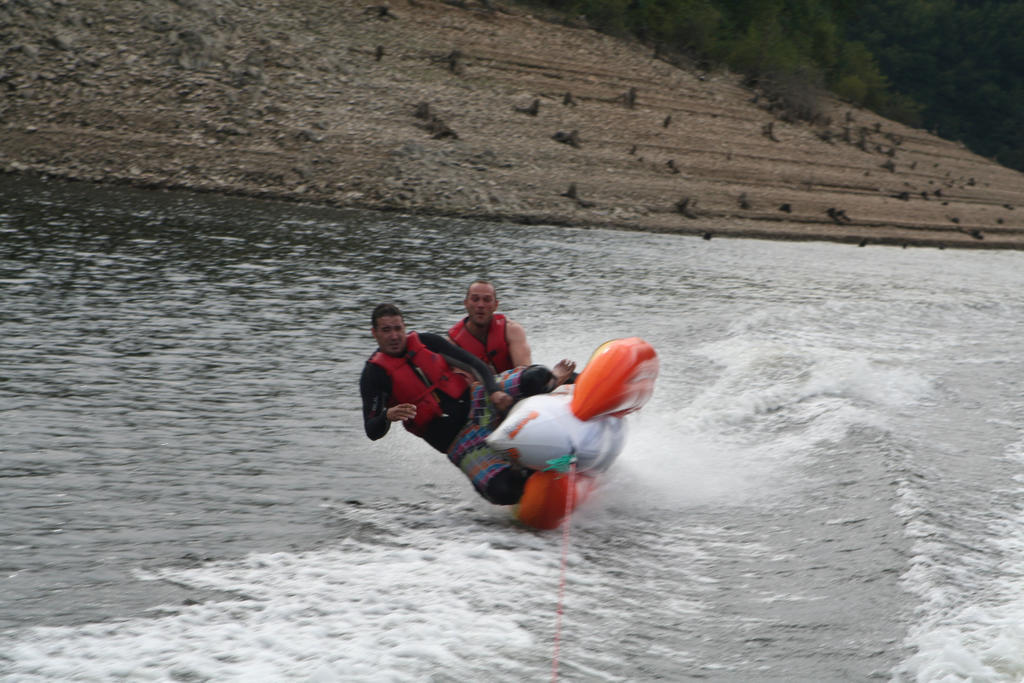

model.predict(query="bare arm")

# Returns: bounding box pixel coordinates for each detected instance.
[505,320,532,368]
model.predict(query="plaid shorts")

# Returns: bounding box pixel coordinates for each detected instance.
[446,367,525,500]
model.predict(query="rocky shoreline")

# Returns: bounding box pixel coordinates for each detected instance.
[3,0,1024,249]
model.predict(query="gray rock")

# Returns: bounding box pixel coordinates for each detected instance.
[49,33,74,50]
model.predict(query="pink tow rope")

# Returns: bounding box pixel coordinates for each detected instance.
[550,458,577,681]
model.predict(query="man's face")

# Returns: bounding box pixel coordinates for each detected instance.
[464,283,498,327]
[372,315,407,356]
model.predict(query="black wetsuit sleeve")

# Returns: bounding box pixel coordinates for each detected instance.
[360,362,392,440]
[418,332,501,394]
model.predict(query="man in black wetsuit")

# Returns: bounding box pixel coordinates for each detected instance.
[360,303,555,505]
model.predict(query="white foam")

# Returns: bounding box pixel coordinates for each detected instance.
[4,515,569,681]
[601,332,933,513]
[895,437,1024,682]
[693,335,931,426]
[609,413,772,507]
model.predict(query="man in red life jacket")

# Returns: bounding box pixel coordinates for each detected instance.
[448,279,576,383]
[448,279,530,373]
[360,303,559,505]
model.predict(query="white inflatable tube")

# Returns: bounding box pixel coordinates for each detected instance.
[487,388,626,473]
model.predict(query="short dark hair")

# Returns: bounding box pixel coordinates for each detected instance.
[466,279,496,296]
[371,302,403,328]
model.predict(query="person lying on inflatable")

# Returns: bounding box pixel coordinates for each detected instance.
[486,336,659,528]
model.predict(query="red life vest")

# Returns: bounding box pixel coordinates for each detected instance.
[448,313,512,372]
[368,332,469,437]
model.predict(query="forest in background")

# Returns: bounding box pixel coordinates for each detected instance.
[529,0,1024,172]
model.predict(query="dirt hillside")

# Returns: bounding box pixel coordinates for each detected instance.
[3,0,1023,249]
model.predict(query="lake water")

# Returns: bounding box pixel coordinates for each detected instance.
[2,174,1024,681]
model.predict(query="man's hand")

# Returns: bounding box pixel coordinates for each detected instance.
[489,390,513,412]
[552,359,576,385]
[387,403,417,422]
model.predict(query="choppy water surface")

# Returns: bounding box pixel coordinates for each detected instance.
[3,175,1024,681]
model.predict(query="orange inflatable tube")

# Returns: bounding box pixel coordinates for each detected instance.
[570,337,659,421]
[516,470,597,530]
